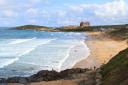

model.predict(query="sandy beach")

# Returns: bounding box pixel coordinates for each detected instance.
[8,80,83,85]
[74,32,128,69]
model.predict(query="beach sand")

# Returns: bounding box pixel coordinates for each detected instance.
[74,32,128,69]
[8,80,80,85]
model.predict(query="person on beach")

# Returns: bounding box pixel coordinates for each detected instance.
[94,66,96,71]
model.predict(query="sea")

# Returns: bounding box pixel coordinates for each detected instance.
[0,28,90,78]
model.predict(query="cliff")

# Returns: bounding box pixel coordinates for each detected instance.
[101,48,128,85]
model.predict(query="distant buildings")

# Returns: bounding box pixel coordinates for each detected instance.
[80,21,90,27]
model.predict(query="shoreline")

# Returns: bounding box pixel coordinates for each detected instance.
[59,40,90,71]
[74,32,128,69]
[1,31,128,85]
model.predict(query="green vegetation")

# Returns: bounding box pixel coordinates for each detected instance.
[16,25,49,29]
[58,27,86,32]
[100,48,128,85]
[58,24,128,32]
[106,27,128,40]
[15,24,128,33]
[15,25,57,31]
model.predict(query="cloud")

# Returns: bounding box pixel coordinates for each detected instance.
[56,17,85,26]
[26,8,38,17]
[41,11,51,18]
[28,19,38,24]
[69,0,128,18]
[28,0,49,6]
[69,3,97,13]
[0,0,127,26]
[94,0,127,18]
[0,0,8,6]
[2,10,18,17]
[55,10,67,17]
[29,0,48,3]
[29,0,41,3]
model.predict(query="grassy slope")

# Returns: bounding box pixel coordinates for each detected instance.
[100,48,128,85]
[101,27,128,85]
[58,24,127,32]
[16,25,48,29]
[106,28,128,40]
[16,25,53,31]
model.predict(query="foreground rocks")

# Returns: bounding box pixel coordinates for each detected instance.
[0,68,88,84]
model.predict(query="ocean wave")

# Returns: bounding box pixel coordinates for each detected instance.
[8,37,36,45]
[18,48,35,57]
[0,57,19,68]
[17,38,56,57]
[0,38,55,68]
[58,40,90,71]
[57,45,76,72]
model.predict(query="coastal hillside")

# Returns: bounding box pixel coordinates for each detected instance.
[101,48,128,85]
[58,24,128,32]
[14,24,128,33]
[106,27,128,40]
[15,25,58,31]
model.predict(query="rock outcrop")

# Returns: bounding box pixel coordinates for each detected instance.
[0,68,87,84]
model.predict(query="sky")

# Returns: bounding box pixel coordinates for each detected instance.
[0,0,128,27]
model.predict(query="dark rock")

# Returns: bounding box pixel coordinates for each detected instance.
[6,77,29,84]
[0,78,7,83]
[0,68,87,83]
[30,70,59,82]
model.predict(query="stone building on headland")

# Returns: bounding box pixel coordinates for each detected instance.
[80,21,90,27]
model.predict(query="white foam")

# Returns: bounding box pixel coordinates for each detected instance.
[0,38,55,68]
[68,42,90,69]
[17,39,55,57]
[0,57,19,68]
[57,45,75,72]
[18,48,35,56]
[58,40,90,71]
[9,37,36,45]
